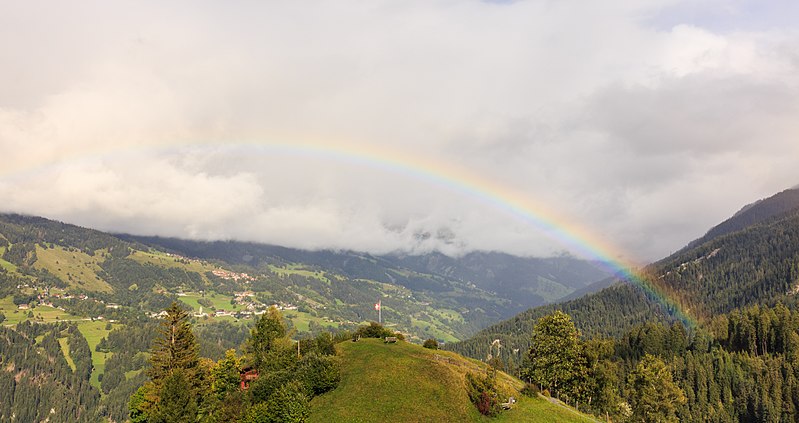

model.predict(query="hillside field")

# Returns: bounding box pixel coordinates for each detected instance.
[308,338,596,422]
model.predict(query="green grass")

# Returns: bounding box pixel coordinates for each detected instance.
[178,292,242,312]
[0,302,115,388]
[308,339,598,422]
[431,307,465,324]
[76,320,118,388]
[34,245,113,293]
[268,264,330,282]
[283,310,340,332]
[199,315,246,324]
[58,337,77,372]
[494,395,601,423]
[309,338,484,422]
[77,320,116,347]
[0,296,82,325]
[29,304,77,321]
[0,302,26,326]
[411,316,460,343]
[125,369,143,380]
[0,246,17,272]
[129,250,219,283]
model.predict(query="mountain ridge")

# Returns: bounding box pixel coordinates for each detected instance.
[0,212,610,343]
[450,186,799,369]
[680,186,799,253]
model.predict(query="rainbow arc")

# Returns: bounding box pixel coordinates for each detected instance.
[1,139,696,327]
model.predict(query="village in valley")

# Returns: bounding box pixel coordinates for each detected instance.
[4,253,300,325]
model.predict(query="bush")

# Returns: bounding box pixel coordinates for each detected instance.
[312,332,336,356]
[249,370,294,403]
[477,392,497,416]
[465,373,501,417]
[541,389,551,397]
[297,353,341,396]
[209,390,247,423]
[423,339,439,349]
[355,322,404,341]
[244,381,309,423]
[355,322,393,339]
[520,383,539,397]
[13,293,35,306]
[242,402,270,423]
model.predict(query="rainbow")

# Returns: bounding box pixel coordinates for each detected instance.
[1,139,696,327]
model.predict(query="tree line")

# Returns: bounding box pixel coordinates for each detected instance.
[128,303,342,422]
[522,304,799,422]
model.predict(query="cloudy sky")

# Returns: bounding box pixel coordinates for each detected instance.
[1,0,797,263]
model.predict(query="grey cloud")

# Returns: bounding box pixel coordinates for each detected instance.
[1,1,797,262]
[582,76,799,156]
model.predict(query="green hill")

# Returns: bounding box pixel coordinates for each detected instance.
[308,338,596,422]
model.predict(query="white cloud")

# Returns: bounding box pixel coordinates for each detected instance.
[0,0,797,262]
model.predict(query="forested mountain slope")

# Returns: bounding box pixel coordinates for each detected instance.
[0,322,99,423]
[653,209,799,318]
[0,212,608,345]
[682,187,799,251]
[386,251,608,306]
[126,235,610,313]
[450,193,799,371]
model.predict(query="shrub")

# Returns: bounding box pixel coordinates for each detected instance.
[312,332,336,356]
[355,322,394,339]
[209,390,247,423]
[197,298,214,309]
[465,373,501,417]
[520,383,539,397]
[541,389,551,397]
[355,322,404,340]
[249,370,294,403]
[242,402,270,423]
[243,381,309,423]
[297,353,341,396]
[423,339,439,350]
[477,391,496,416]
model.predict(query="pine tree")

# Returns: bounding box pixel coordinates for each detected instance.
[131,302,204,422]
[149,302,200,382]
[151,370,198,423]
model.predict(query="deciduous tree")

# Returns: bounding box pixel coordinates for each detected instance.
[628,354,686,423]
[525,311,584,398]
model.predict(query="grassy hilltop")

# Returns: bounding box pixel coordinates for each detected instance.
[308,338,596,422]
